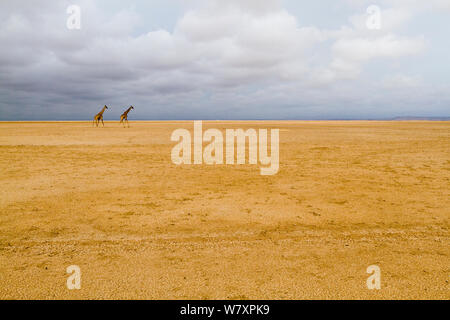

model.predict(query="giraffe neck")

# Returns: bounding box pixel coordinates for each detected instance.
[124,107,132,115]
[99,107,107,115]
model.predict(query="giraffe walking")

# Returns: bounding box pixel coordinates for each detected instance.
[120,106,134,128]
[93,105,108,127]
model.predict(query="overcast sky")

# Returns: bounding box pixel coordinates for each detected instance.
[0,0,449,120]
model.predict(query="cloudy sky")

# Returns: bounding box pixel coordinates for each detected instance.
[0,0,449,120]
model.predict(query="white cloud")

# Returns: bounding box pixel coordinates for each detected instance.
[331,34,425,74]
[348,7,413,32]
[382,74,423,88]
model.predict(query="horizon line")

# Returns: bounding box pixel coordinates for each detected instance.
[1,117,449,122]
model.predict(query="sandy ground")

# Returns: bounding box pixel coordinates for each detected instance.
[0,121,448,300]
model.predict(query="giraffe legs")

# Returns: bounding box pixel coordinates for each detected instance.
[120,116,129,128]
[101,117,104,127]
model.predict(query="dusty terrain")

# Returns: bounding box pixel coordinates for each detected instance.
[0,121,448,299]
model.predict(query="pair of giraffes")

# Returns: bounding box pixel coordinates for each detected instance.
[93,105,134,127]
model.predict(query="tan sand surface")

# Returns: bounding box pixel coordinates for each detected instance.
[0,121,448,299]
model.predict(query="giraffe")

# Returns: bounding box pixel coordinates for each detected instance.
[120,106,134,128]
[93,105,108,127]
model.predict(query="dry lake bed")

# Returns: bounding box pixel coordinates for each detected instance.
[0,121,448,299]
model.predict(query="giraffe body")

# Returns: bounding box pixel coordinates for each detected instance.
[120,106,134,127]
[93,105,108,127]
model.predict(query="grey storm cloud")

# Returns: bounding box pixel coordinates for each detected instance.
[0,0,449,120]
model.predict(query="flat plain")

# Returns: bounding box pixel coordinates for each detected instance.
[0,121,448,299]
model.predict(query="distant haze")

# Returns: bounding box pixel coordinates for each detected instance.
[0,0,449,120]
